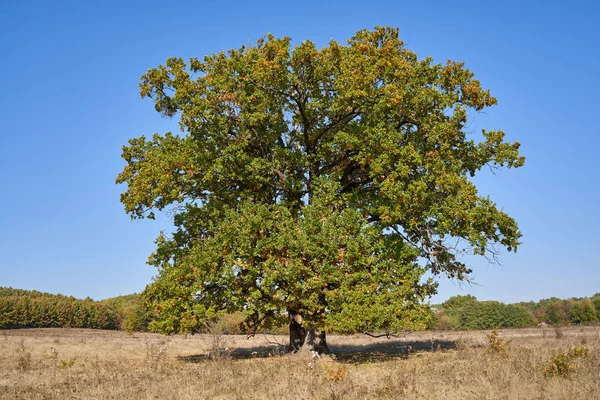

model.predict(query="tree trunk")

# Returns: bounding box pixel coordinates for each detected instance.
[299,329,331,355]
[289,312,306,352]
[288,311,331,355]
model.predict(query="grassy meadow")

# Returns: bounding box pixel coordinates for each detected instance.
[1,326,599,399]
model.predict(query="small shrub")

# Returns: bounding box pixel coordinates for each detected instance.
[144,340,168,371]
[322,364,348,382]
[486,329,512,354]
[543,345,590,377]
[204,318,231,360]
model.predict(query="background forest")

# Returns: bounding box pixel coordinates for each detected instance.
[1,287,597,333]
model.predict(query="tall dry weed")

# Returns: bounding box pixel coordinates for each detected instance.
[203,318,231,360]
[144,339,168,371]
[17,340,31,371]
[555,326,564,339]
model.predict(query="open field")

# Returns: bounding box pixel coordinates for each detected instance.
[1,326,599,399]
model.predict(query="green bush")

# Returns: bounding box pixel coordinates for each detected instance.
[486,329,512,354]
[544,345,590,377]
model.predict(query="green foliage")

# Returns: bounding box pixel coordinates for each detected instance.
[544,345,590,377]
[3,284,597,334]
[431,310,453,331]
[0,287,119,330]
[513,297,598,326]
[545,300,570,325]
[435,294,600,330]
[116,27,524,336]
[101,294,153,332]
[568,299,597,325]
[442,295,478,313]
[458,302,535,330]
[0,287,50,297]
[592,295,600,319]
[438,296,535,330]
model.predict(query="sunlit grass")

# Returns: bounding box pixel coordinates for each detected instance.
[1,326,599,399]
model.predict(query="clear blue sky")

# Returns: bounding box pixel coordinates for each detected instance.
[1,0,598,303]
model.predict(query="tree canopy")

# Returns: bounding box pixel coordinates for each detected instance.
[116,27,524,346]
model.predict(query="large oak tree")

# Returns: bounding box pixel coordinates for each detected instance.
[117,27,524,353]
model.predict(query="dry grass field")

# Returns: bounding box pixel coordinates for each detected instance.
[1,326,599,399]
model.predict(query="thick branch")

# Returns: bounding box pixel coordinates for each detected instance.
[313,109,361,145]
[318,150,359,176]
[363,330,411,339]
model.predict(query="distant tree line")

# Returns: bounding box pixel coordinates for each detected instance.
[2,287,598,332]
[0,287,157,331]
[0,287,120,330]
[432,294,600,330]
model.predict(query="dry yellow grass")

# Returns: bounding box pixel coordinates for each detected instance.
[1,326,599,399]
